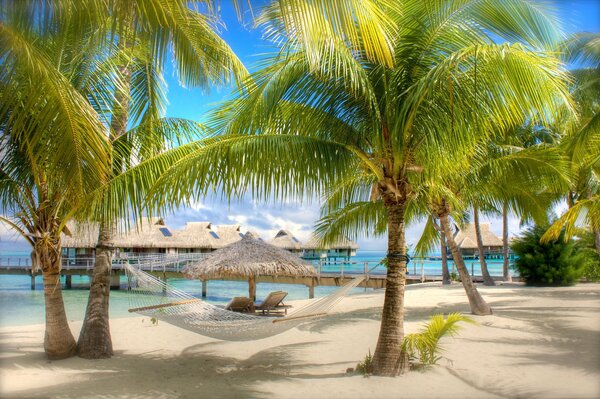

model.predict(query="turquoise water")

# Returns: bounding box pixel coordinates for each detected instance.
[0,250,512,327]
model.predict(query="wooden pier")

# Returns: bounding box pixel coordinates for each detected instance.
[0,255,512,298]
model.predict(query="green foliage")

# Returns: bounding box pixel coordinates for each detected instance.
[450,272,460,282]
[355,349,373,375]
[577,230,600,282]
[401,313,476,366]
[511,225,592,286]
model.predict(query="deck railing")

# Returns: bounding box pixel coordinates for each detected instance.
[0,253,516,279]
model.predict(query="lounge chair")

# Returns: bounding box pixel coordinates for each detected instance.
[226,296,255,313]
[255,291,292,316]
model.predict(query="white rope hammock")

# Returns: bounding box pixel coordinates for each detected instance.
[123,262,364,341]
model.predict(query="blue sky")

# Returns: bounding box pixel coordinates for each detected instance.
[1,1,599,253]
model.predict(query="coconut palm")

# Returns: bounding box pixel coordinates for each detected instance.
[543,33,600,252]
[77,0,400,358]
[0,4,114,359]
[75,0,247,359]
[140,1,572,376]
[426,141,570,311]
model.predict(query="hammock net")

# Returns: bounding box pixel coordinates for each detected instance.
[123,262,364,341]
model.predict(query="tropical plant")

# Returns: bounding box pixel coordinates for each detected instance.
[136,1,573,377]
[87,0,578,377]
[401,313,476,366]
[512,224,591,286]
[0,3,113,359]
[75,0,246,359]
[355,349,374,375]
[543,33,600,253]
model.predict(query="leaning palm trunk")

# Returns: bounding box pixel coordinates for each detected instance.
[438,214,492,315]
[473,207,495,286]
[36,240,77,359]
[372,198,409,376]
[77,225,114,358]
[78,56,131,358]
[502,203,512,282]
[441,234,451,285]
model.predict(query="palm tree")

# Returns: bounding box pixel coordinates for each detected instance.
[76,0,247,359]
[144,1,572,376]
[0,4,113,359]
[472,206,496,286]
[543,33,600,252]
[76,0,401,358]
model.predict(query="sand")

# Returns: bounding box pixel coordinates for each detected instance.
[1,282,599,399]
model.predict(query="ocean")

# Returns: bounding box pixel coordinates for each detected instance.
[0,250,511,327]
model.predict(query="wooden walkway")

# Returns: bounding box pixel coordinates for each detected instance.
[0,255,509,297]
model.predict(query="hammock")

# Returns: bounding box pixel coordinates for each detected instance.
[123,262,364,341]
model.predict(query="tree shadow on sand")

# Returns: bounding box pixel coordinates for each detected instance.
[2,339,354,399]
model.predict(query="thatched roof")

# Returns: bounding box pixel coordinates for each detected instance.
[302,236,359,250]
[268,229,303,250]
[170,222,216,249]
[454,223,503,250]
[184,232,316,280]
[61,222,100,248]
[63,218,189,249]
[212,225,245,248]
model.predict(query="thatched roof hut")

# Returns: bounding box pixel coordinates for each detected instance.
[61,218,171,249]
[170,222,216,250]
[454,223,503,252]
[212,225,245,248]
[268,229,303,251]
[117,218,177,249]
[61,222,100,248]
[184,232,315,300]
[302,236,359,250]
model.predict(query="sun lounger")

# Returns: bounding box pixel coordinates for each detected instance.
[226,296,255,313]
[255,291,292,315]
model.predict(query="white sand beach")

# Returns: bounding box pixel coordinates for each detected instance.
[1,282,599,399]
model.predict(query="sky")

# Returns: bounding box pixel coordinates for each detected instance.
[1,0,599,253]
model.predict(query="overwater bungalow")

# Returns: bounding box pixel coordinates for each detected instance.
[302,236,359,261]
[267,230,303,254]
[62,219,248,259]
[454,223,504,258]
[62,222,360,262]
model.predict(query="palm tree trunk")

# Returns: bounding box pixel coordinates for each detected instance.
[38,244,77,359]
[441,234,450,285]
[372,200,409,376]
[502,203,512,282]
[439,214,492,315]
[78,49,131,358]
[473,207,495,286]
[77,225,114,358]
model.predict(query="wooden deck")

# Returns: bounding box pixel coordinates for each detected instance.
[0,255,512,298]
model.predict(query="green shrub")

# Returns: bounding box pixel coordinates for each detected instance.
[401,313,476,366]
[511,225,593,286]
[576,229,600,282]
[355,349,373,375]
[584,260,600,282]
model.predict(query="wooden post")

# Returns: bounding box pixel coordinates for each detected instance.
[162,273,167,294]
[31,274,36,290]
[202,280,207,298]
[110,274,121,290]
[308,284,315,299]
[65,275,72,289]
[248,276,256,302]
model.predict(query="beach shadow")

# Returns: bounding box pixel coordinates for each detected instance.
[4,339,356,399]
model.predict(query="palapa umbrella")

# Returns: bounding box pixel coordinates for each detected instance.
[183,232,316,301]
